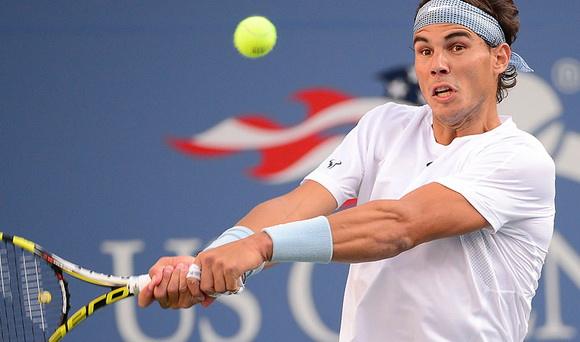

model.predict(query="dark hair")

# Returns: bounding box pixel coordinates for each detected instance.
[415,0,521,103]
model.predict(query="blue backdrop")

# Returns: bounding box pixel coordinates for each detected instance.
[2,1,579,341]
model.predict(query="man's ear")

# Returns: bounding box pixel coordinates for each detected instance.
[493,43,511,74]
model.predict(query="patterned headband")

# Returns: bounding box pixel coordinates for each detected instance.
[413,0,533,72]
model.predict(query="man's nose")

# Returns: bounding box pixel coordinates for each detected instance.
[430,52,450,76]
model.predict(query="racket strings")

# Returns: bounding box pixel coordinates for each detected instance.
[21,254,48,331]
[0,240,66,341]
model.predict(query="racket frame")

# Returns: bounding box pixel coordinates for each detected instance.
[1,233,149,342]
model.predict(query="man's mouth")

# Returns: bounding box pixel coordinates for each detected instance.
[434,86,453,97]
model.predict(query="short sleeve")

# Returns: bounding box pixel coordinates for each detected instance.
[304,102,427,208]
[437,135,556,233]
[304,117,368,207]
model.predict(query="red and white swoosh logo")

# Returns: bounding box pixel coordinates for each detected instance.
[168,88,385,184]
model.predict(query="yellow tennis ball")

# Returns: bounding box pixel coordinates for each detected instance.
[234,16,277,58]
[38,291,52,304]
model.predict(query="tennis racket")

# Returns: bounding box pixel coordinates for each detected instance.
[0,232,244,342]
[0,232,153,341]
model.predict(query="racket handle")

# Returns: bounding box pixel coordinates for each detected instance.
[128,274,152,295]
[186,263,245,297]
[125,265,201,297]
[127,265,246,297]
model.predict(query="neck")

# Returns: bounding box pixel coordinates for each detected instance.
[431,105,501,145]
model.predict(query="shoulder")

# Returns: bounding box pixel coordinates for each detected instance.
[449,118,555,192]
[474,119,556,194]
[492,119,555,170]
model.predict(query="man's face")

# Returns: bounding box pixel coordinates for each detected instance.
[413,23,502,129]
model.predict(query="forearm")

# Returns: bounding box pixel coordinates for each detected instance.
[327,200,414,263]
[236,180,337,232]
[236,197,305,233]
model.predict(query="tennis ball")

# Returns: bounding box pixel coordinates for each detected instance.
[234,16,277,58]
[38,291,52,304]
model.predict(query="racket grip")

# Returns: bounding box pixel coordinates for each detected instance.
[128,274,152,295]
[186,263,245,297]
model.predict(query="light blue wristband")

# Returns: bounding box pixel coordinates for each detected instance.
[203,226,265,278]
[262,216,333,263]
[204,226,254,250]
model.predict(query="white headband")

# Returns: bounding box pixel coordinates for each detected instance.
[413,0,533,72]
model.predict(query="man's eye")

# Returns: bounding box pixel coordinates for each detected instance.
[420,49,432,56]
[452,45,465,52]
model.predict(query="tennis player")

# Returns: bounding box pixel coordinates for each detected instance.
[139,0,555,340]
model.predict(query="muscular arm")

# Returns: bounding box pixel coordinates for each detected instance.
[140,179,489,308]
[218,180,489,268]
[328,182,489,262]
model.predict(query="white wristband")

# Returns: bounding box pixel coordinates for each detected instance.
[203,226,265,278]
[262,216,333,263]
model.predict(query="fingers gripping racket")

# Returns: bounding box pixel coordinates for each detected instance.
[186,263,245,297]
[0,233,244,342]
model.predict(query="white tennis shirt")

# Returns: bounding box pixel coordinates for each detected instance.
[305,102,555,341]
